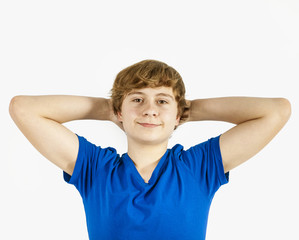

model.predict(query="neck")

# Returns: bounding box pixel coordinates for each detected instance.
[127,139,168,171]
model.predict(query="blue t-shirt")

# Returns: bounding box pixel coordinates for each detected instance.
[64,134,229,240]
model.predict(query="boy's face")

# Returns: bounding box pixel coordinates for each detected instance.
[118,87,180,146]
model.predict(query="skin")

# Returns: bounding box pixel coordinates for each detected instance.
[115,87,292,181]
[116,87,180,181]
[188,96,291,173]
[9,89,291,183]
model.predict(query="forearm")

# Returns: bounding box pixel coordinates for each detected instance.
[10,95,111,123]
[189,97,291,124]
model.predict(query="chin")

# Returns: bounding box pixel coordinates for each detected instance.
[134,134,171,145]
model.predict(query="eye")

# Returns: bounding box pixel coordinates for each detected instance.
[158,99,168,104]
[132,98,143,103]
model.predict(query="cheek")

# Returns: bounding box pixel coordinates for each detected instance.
[163,110,179,124]
[121,108,138,122]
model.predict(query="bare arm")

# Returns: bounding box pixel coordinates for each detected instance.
[187,97,291,172]
[9,95,119,175]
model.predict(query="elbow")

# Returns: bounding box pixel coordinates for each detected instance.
[9,96,20,118]
[275,98,292,123]
[9,95,27,119]
[280,98,291,119]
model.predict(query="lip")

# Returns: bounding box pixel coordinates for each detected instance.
[138,123,161,128]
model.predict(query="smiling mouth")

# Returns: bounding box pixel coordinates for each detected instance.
[138,123,161,128]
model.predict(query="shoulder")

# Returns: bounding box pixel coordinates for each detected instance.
[170,135,221,157]
[76,134,119,160]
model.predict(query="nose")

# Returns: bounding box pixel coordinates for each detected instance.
[142,101,158,117]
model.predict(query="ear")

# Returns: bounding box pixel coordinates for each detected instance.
[117,111,123,122]
[175,115,180,126]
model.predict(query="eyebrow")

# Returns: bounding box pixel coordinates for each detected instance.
[127,91,175,100]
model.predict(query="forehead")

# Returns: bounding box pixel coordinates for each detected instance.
[126,87,175,98]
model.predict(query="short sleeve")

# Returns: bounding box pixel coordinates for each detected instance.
[182,135,229,196]
[63,134,117,198]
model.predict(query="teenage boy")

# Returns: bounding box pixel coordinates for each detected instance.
[9,59,291,240]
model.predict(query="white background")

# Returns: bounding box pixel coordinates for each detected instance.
[1,0,298,239]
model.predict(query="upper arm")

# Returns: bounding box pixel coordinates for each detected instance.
[9,96,79,176]
[219,98,291,173]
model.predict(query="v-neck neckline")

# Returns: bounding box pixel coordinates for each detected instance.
[123,149,170,187]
